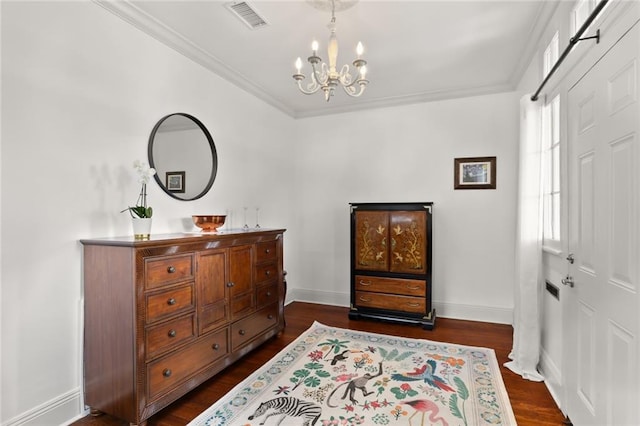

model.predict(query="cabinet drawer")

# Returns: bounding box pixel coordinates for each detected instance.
[146,284,195,323]
[145,255,194,289]
[146,314,196,360]
[231,304,278,350]
[257,282,278,308]
[230,291,255,319]
[355,275,425,296]
[148,327,229,400]
[255,240,277,263]
[255,262,277,285]
[355,291,425,314]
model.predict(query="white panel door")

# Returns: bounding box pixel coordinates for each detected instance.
[566,22,640,426]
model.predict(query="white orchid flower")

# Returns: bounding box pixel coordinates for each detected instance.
[122,160,157,218]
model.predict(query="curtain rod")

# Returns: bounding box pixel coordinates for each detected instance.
[531,0,609,102]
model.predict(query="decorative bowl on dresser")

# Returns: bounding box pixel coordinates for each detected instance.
[80,228,285,425]
[191,214,226,231]
[349,202,435,329]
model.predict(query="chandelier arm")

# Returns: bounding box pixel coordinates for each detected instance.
[311,62,330,86]
[341,79,368,97]
[337,64,353,85]
[295,78,322,95]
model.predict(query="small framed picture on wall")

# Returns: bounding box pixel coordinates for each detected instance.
[166,171,186,193]
[454,156,496,189]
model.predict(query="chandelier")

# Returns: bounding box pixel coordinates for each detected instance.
[292,0,368,102]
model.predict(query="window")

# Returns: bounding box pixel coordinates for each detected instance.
[571,0,596,35]
[543,32,559,77]
[542,95,561,245]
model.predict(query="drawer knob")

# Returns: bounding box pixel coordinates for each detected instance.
[359,280,372,286]
[359,296,371,302]
[407,285,420,290]
[266,291,272,297]
[167,298,177,306]
[265,249,271,254]
[267,314,274,320]
[239,329,246,336]
[227,282,234,288]
[162,369,172,378]
[266,270,271,276]
[167,266,176,274]
[168,329,177,338]
[212,343,220,350]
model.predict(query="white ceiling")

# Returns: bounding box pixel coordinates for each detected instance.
[97,0,558,118]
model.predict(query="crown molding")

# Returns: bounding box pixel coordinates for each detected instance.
[293,82,515,119]
[93,0,545,119]
[92,0,295,117]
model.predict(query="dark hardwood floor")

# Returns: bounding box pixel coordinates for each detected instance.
[73,302,565,426]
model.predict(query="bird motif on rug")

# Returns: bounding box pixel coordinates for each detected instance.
[391,359,455,392]
[403,399,449,426]
[330,350,350,365]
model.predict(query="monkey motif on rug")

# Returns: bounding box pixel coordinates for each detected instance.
[326,361,384,407]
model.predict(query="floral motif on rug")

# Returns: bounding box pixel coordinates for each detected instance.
[189,322,516,426]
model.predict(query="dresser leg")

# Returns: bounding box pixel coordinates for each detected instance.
[89,408,103,417]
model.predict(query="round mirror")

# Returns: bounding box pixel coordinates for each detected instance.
[148,113,218,201]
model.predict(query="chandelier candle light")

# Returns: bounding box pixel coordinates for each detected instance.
[292,0,368,101]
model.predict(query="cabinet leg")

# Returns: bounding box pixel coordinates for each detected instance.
[89,408,103,417]
[421,309,436,330]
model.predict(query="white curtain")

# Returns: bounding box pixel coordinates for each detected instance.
[504,94,545,382]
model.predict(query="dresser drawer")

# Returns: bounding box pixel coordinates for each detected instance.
[355,291,425,314]
[148,327,229,400]
[231,304,278,351]
[146,314,196,360]
[257,282,278,308]
[230,291,255,320]
[355,275,425,297]
[146,284,195,323]
[255,240,277,263]
[145,254,194,289]
[255,262,277,285]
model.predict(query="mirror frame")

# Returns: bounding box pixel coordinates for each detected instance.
[148,113,218,201]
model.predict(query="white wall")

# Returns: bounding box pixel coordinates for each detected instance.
[2,2,521,425]
[1,2,294,424]
[288,93,519,324]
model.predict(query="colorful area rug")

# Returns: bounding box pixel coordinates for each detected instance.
[189,322,516,426]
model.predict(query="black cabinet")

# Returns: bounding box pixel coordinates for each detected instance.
[349,202,435,329]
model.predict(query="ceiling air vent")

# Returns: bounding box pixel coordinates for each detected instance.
[225,1,269,30]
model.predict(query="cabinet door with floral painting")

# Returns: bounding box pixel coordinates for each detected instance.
[389,211,427,274]
[354,211,389,271]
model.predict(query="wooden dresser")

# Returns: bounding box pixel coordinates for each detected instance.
[81,229,285,425]
[349,203,435,329]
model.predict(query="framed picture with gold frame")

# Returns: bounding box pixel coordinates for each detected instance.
[454,157,496,189]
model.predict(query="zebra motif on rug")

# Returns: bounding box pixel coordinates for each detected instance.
[247,396,322,425]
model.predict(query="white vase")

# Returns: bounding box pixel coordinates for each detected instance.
[132,217,152,239]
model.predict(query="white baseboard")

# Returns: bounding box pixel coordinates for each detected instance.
[286,289,514,325]
[287,288,349,307]
[3,388,85,426]
[540,347,565,413]
[433,301,513,325]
